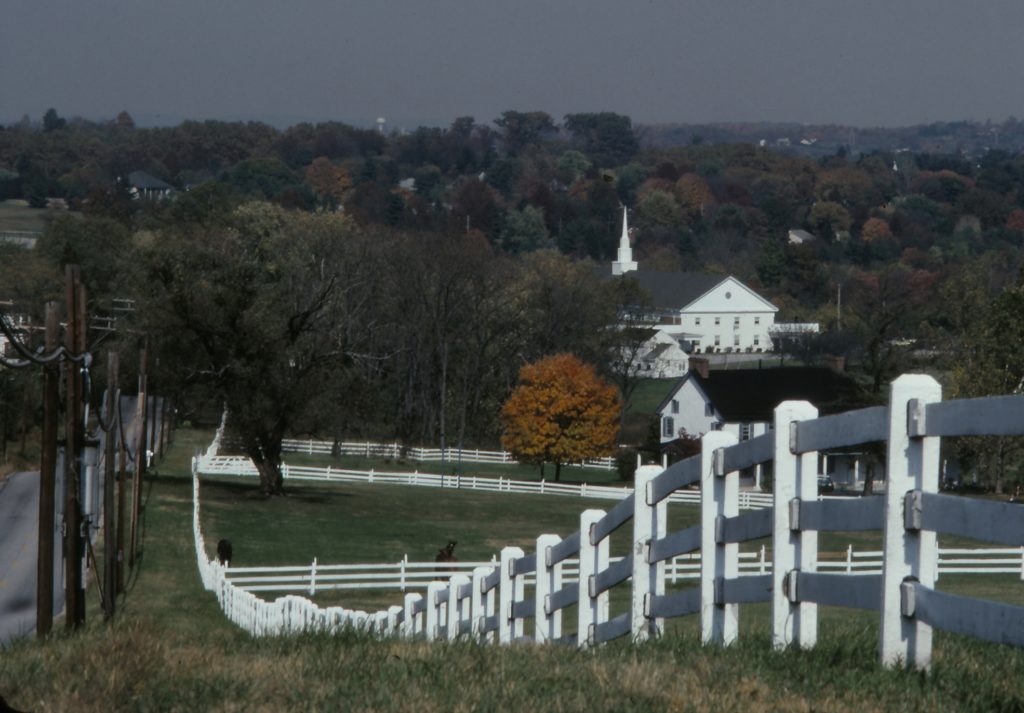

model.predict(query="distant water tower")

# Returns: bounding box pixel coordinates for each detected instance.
[376,117,386,134]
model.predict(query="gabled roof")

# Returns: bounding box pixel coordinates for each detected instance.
[658,367,868,423]
[600,267,776,312]
[127,171,173,190]
[597,267,724,310]
[643,343,674,360]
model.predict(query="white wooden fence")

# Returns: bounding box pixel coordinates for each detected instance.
[276,438,617,470]
[195,456,775,510]
[193,375,1024,669]
[219,545,1024,595]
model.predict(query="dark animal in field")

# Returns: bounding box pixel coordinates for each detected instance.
[0,693,30,713]
[216,539,233,566]
[435,540,458,574]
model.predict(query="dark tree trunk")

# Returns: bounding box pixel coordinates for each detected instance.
[861,461,875,496]
[554,461,562,482]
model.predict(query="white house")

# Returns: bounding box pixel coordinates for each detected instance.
[124,171,174,201]
[632,328,690,377]
[604,207,779,354]
[655,361,869,488]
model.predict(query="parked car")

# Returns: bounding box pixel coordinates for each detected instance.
[817,475,835,494]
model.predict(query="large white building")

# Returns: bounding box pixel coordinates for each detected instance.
[604,208,779,373]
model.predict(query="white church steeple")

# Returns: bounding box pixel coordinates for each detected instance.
[611,205,637,275]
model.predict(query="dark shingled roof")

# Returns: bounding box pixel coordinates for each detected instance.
[643,343,674,360]
[127,171,173,190]
[596,267,725,310]
[691,367,868,422]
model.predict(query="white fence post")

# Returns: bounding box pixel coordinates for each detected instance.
[447,574,470,639]
[534,534,562,643]
[880,374,941,669]
[471,565,495,642]
[771,400,818,650]
[632,464,667,641]
[402,592,422,638]
[387,604,403,635]
[847,544,853,574]
[578,509,608,648]
[309,557,318,597]
[701,430,739,646]
[400,554,407,592]
[425,581,446,641]
[499,546,526,643]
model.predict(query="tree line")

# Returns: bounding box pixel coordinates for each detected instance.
[1,108,1023,493]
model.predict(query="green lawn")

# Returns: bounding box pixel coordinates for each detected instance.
[0,199,51,232]
[2,427,1023,712]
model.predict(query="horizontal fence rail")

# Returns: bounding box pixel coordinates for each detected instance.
[193,377,1024,670]
[270,438,617,470]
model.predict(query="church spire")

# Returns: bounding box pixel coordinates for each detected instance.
[611,205,637,275]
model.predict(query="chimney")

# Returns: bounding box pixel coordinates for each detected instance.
[825,355,846,373]
[688,357,710,379]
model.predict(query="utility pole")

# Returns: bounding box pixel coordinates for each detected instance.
[63,266,85,629]
[129,339,147,567]
[116,429,126,594]
[36,302,59,638]
[103,351,117,620]
[837,284,842,331]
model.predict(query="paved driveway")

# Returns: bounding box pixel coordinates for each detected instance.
[0,470,62,644]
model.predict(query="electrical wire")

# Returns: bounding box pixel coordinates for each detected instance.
[0,310,91,367]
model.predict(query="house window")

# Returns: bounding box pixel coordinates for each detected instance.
[714,335,720,346]
[695,317,701,326]
[714,317,720,326]
[671,399,679,414]
[733,316,740,328]
[733,334,740,347]
[754,336,760,346]
[754,316,760,325]
[663,416,675,438]
[740,423,752,441]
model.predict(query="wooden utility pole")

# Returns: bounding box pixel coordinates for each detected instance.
[103,351,117,620]
[63,266,85,629]
[128,340,147,567]
[36,302,59,638]
[116,432,126,594]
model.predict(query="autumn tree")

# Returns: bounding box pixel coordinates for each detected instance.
[861,217,893,242]
[304,156,351,208]
[501,354,621,481]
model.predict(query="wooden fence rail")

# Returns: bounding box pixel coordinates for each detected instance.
[193,375,1024,669]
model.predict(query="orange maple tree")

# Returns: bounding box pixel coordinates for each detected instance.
[500,354,621,481]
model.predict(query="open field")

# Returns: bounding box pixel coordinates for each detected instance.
[1,428,1023,711]
[0,199,50,232]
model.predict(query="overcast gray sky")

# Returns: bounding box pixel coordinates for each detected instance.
[3,0,1023,129]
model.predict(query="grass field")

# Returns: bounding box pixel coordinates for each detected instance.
[0,199,50,232]
[2,427,1023,711]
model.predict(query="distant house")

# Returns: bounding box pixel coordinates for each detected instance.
[655,361,871,488]
[631,329,690,377]
[787,229,816,245]
[125,171,174,201]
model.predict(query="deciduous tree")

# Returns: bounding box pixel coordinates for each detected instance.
[501,354,620,481]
